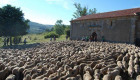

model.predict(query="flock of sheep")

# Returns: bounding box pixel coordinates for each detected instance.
[0,41,140,80]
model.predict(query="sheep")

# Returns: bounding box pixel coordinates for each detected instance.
[128,65,134,77]
[128,59,134,67]
[66,77,76,80]
[130,55,135,60]
[18,67,25,80]
[100,64,117,75]
[84,66,93,75]
[93,69,101,80]
[23,74,31,80]
[136,75,140,80]
[59,69,73,80]
[106,67,120,80]
[134,64,140,74]
[18,61,25,67]
[102,74,111,80]
[5,74,15,80]
[83,71,93,80]
[122,54,129,62]
[116,54,123,61]
[117,61,123,69]
[115,75,122,80]
[0,63,5,71]
[75,74,82,80]
[1,41,140,80]
[0,67,10,80]
[134,57,139,64]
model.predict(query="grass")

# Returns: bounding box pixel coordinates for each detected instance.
[0,33,67,47]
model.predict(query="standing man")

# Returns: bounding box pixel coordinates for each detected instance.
[7,37,9,46]
[53,36,56,41]
[24,38,27,45]
[92,32,97,41]
[4,38,6,46]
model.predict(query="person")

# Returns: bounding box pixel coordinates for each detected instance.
[90,36,93,42]
[81,36,84,41]
[86,36,89,41]
[19,37,21,44]
[53,36,56,41]
[6,37,9,46]
[94,33,97,41]
[92,32,97,41]
[50,37,52,41]
[13,37,16,45]
[102,36,105,42]
[66,36,68,40]
[3,38,6,46]
[24,38,27,45]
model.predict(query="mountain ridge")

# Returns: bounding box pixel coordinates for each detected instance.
[28,21,54,34]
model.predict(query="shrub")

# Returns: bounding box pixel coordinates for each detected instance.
[44,32,59,38]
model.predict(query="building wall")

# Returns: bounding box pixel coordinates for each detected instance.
[136,19,140,39]
[71,17,137,43]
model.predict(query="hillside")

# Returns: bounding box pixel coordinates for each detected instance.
[28,22,53,34]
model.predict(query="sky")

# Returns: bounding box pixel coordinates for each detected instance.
[0,0,140,25]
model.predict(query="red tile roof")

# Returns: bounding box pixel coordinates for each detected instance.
[71,8,140,22]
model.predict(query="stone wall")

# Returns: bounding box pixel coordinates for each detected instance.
[136,19,140,38]
[71,16,138,43]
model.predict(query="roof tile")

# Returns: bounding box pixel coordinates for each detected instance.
[72,8,140,21]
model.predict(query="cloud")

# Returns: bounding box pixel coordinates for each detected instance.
[45,0,72,10]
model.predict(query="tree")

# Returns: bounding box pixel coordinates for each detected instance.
[0,5,30,45]
[65,26,70,37]
[73,3,97,19]
[54,20,66,35]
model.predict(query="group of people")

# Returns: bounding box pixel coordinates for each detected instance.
[81,32,98,42]
[3,37,10,46]
[81,32,105,42]
[3,37,27,46]
[50,36,56,41]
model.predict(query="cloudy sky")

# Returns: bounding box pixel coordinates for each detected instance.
[0,0,140,25]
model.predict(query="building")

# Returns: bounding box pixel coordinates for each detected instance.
[70,8,140,45]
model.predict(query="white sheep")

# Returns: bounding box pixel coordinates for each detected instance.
[83,71,93,80]
[128,65,134,77]
[102,74,111,80]
[115,75,122,80]
[5,74,15,80]
[134,64,140,74]
[136,75,140,80]
[117,61,123,69]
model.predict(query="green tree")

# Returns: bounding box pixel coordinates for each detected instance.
[65,26,70,37]
[45,28,51,32]
[0,5,30,45]
[73,3,97,18]
[54,20,66,35]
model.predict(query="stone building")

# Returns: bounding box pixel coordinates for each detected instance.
[70,8,140,45]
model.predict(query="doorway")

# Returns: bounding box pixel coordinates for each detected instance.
[135,38,140,46]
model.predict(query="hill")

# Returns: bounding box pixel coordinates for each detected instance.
[28,22,53,34]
